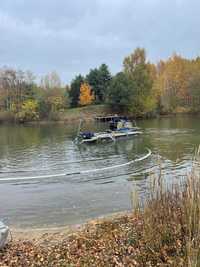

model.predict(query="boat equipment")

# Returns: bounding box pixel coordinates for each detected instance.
[74,119,142,144]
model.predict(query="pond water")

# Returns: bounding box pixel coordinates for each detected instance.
[0,115,199,228]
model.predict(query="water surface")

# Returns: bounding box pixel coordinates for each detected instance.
[0,115,199,228]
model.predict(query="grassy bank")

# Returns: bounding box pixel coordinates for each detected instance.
[1,164,200,266]
[0,105,111,124]
[61,104,111,122]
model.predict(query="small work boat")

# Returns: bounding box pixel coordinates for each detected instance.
[75,119,142,144]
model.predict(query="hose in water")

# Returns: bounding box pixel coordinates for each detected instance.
[0,148,152,182]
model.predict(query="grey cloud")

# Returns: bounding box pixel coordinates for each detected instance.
[0,0,200,83]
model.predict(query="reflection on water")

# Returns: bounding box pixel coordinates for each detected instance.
[0,115,199,228]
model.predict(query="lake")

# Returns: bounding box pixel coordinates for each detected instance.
[0,115,199,228]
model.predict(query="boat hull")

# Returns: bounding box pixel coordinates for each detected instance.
[79,130,142,144]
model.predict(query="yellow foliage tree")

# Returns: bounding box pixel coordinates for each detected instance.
[16,99,39,122]
[153,55,191,112]
[79,82,94,106]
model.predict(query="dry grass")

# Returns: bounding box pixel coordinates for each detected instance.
[140,155,200,266]
[62,104,110,122]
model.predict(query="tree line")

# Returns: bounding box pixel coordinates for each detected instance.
[69,48,200,117]
[0,70,69,122]
[1,48,200,122]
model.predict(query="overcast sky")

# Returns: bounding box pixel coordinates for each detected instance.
[0,0,199,84]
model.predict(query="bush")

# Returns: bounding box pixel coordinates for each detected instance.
[15,100,39,122]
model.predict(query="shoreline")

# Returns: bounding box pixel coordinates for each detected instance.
[1,104,200,125]
[10,211,131,242]
[1,113,199,126]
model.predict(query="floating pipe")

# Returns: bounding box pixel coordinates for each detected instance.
[0,148,152,182]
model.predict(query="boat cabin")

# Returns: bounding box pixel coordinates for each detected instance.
[109,119,135,131]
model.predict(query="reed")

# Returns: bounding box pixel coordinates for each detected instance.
[135,153,200,266]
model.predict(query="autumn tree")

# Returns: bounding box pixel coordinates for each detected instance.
[45,88,66,112]
[38,72,68,117]
[79,82,94,106]
[123,48,156,115]
[123,48,146,76]
[153,55,191,113]
[0,68,37,112]
[187,62,200,111]
[16,99,39,122]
